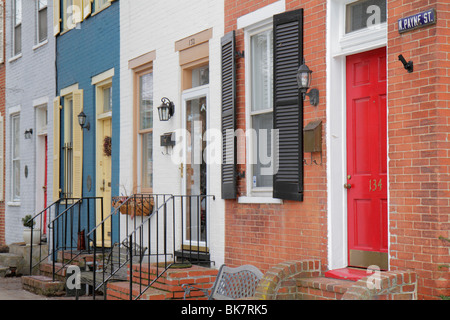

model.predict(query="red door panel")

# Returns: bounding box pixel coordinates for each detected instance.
[346,47,388,270]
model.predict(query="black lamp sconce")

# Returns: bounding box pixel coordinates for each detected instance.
[297,60,320,107]
[398,54,413,73]
[24,129,33,140]
[158,97,175,122]
[77,111,90,131]
[236,50,245,59]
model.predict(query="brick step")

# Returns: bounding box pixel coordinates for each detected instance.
[21,275,66,297]
[107,281,171,300]
[39,262,71,281]
[297,277,355,300]
[128,263,218,300]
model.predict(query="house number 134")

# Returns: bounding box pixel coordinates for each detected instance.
[369,179,382,192]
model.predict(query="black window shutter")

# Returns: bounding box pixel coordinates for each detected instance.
[273,9,304,202]
[221,31,237,200]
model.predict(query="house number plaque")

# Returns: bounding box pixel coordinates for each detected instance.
[369,179,382,192]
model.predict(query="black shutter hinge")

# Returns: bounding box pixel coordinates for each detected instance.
[236,50,245,59]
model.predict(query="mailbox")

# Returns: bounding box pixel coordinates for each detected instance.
[160,132,176,147]
[303,120,322,153]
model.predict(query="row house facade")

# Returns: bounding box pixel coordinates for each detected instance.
[222,0,449,300]
[0,1,5,246]
[4,0,55,244]
[0,0,447,300]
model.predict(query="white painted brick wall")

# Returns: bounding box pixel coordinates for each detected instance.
[4,0,55,244]
[120,0,225,266]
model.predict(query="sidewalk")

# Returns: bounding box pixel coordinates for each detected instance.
[0,276,85,300]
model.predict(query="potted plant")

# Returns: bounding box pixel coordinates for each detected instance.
[22,215,40,245]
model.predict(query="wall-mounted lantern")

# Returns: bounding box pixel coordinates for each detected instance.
[297,60,320,107]
[24,129,33,140]
[158,97,175,122]
[77,111,90,131]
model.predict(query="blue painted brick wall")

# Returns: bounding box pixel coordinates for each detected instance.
[56,1,120,238]
[57,1,120,199]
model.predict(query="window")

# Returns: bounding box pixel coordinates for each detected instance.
[345,0,386,33]
[224,3,304,202]
[13,0,22,55]
[102,86,112,112]
[247,26,274,193]
[137,72,153,191]
[11,114,20,201]
[37,0,48,43]
[63,97,73,198]
[95,0,109,12]
[62,0,82,31]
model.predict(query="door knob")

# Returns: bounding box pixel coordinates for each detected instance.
[344,183,352,189]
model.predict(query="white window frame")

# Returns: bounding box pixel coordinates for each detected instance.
[326,0,387,270]
[36,0,48,45]
[12,0,22,57]
[237,1,285,204]
[245,22,274,198]
[11,113,20,202]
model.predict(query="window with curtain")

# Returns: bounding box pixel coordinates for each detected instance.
[250,28,273,190]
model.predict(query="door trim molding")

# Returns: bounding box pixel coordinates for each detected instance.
[327,0,387,270]
[181,85,210,248]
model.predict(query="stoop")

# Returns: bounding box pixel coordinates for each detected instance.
[21,275,66,297]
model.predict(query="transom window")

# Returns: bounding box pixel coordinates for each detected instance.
[345,0,387,33]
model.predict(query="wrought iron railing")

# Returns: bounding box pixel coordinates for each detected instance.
[28,193,215,300]
[84,193,215,300]
[28,197,105,280]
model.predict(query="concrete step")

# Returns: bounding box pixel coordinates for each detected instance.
[297,276,355,300]
[21,275,66,297]
[0,253,24,274]
[0,266,9,277]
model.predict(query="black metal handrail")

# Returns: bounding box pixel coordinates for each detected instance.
[29,197,104,281]
[28,199,63,275]
[85,193,172,299]
[127,194,216,300]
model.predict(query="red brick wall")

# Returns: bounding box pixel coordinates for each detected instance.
[224,0,449,300]
[387,0,450,300]
[224,0,328,273]
[0,0,5,246]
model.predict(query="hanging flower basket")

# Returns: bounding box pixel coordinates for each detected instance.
[113,196,154,219]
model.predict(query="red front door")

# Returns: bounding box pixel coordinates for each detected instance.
[346,47,388,270]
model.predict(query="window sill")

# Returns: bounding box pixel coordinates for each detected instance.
[7,201,21,207]
[33,40,48,51]
[8,54,22,63]
[238,196,283,204]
